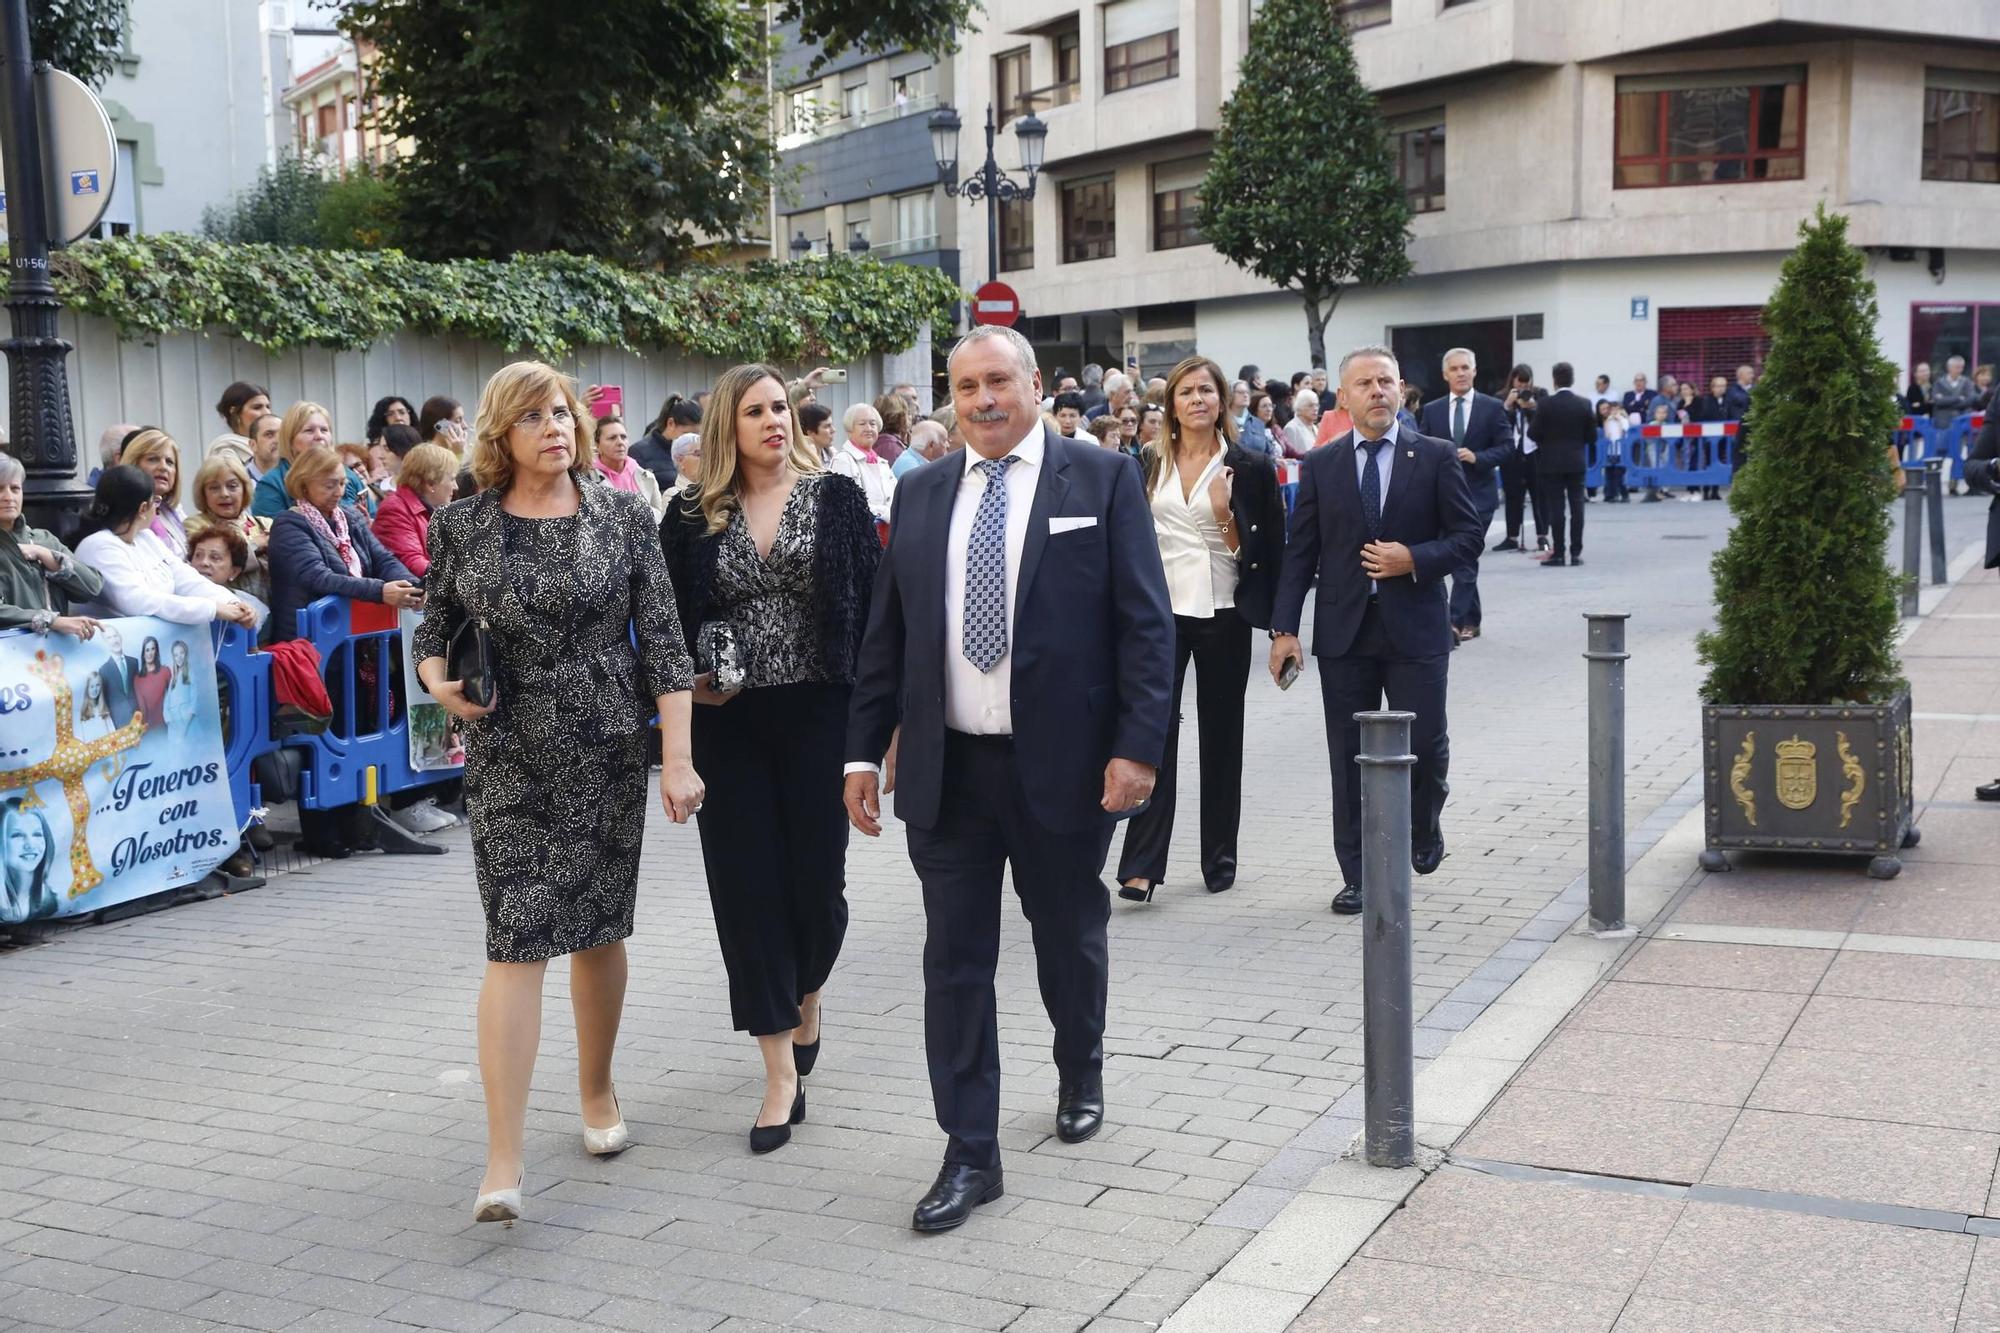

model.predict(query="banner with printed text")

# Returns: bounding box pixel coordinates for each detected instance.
[1,618,236,925]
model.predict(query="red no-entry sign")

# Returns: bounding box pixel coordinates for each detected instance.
[972,281,1022,328]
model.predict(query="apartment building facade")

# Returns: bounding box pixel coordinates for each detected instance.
[952,0,2000,396]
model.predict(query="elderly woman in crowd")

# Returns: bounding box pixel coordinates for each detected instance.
[204,381,273,477]
[252,402,371,519]
[372,443,459,577]
[871,391,909,465]
[415,360,700,1225]
[590,415,666,514]
[825,402,896,525]
[184,520,258,603]
[1,452,103,638]
[192,454,272,600]
[669,433,703,492]
[120,429,189,559]
[1283,388,1320,457]
[660,362,877,1155]
[1117,354,1285,902]
[73,466,256,631]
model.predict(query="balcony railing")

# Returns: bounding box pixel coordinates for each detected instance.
[777,91,941,151]
[870,233,943,259]
[1001,80,1080,126]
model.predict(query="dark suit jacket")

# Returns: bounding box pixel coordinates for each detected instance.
[1966,413,1999,570]
[1527,389,1598,475]
[1419,392,1511,504]
[1691,393,1731,423]
[98,655,140,729]
[266,504,414,642]
[1222,443,1287,630]
[846,427,1175,834]
[1270,429,1484,660]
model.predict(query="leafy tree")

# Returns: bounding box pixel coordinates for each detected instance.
[342,0,969,265]
[1696,205,1903,706]
[1199,0,1411,368]
[28,0,129,87]
[200,155,328,248]
[314,168,401,251]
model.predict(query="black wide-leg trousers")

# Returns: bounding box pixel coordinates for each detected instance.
[907,732,1115,1170]
[1116,607,1251,887]
[692,682,852,1037]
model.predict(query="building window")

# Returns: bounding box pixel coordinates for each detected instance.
[1061,175,1115,263]
[783,85,823,136]
[840,79,868,122]
[1924,69,2000,184]
[894,190,936,247]
[846,217,871,250]
[1000,197,1034,272]
[1390,112,1446,213]
[1054,24,1082,103]
[1151,158,1205,250]
[890,62,934,106]
[1104,0,1178,93]
[995,47,1031,126]
[1335,0,1392,31]
[1614,67,1805,189]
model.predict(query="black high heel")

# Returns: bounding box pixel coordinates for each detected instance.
[794,1009,821,1077]
[1117,880,1157,903]
[749,1085,805,1154]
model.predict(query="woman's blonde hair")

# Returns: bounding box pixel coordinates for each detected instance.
[693,363,821,535]
[1142,355,1237,492]
[398,442,459,492]
[278,401,332,464]
[285,444,345,503]
[469,360,593,492]
[119,429,180,490]
[191,454,253,521]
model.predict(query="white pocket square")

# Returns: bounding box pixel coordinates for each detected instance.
[1049,516,1097,534]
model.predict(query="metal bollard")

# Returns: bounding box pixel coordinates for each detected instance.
[1356,710,1416,1168]
[1926,458,1948,586]
[1584,614,1631,934]
[1901,470,1923,617]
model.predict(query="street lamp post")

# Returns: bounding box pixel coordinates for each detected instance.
[0,0,84,531]
[789,231,872,259]
[928,103,1046,287]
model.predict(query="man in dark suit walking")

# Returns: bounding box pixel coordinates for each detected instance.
[1527,362,1596,567]
[1420,348,1511,641]
[1269,346,1483,915]
[845,324,1175,1233]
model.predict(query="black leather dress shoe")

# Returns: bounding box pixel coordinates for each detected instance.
[1412,838,1446,876]
[1332,884,1363,915]
[1056,1077,1104,1143]
[1202,851,1237,894]
[1977,778,2000,802]
[1540,556,1568,568]
[912,1162,1004,1232]
[1492,537,1521,552]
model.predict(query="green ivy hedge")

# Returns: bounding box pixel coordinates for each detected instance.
[50,234,963,365]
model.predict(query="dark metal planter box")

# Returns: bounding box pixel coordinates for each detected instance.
[1700,692,1916,879]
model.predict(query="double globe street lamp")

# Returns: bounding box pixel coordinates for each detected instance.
[790,230,872,258]
[927,103,1047,287]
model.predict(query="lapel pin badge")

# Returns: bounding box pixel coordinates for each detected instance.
[1405,449,1414,458]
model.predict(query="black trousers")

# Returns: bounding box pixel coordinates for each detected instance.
[1540,470,1587,557]
[907,732,1114,1170]
[691,682,852,1036]
[1500,449,1547,540]
[1116,607,1251,886]
[1448,496,1498,629]
[1318,604,1451,891]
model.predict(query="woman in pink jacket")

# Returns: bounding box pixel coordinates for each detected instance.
[371,443,460,576]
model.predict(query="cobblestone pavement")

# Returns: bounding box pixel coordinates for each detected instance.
[2,496,1981,1332]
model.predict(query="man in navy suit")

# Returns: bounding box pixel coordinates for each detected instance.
[1419,348,1511,641]
[95,625,141,729]
[1269,347,1484,915]
[845,324,1175,1233]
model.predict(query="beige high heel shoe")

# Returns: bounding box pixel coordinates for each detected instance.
[472,1170,523,1224]
[582,1092,629,1157]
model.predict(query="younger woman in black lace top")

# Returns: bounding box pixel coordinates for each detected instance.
[659,363,880,1153]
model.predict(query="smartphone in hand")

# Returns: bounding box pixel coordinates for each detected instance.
[1277,656,1302,690]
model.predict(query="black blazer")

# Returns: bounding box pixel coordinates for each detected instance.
[1527,389,1599,475]
[1222,443,1286,629]
[1271,429,1484,659]
[1419,391,1512,486]
[658,472,880,682]
[846,427,1176,834]
[1966,413,1999,570]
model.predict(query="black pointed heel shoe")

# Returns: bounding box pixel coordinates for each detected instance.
[794,1012,821,1077]
[749,1085,805,1154]
[1117,880,1157,903]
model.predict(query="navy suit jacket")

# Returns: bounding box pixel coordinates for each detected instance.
[1419,391,1511,504]
[1526,389,1599,475]
[1270,429,1484,660]
[847,427,1175,834]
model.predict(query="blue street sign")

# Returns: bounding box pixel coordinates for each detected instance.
[71,170,100,196]
[1630,297,1650,321]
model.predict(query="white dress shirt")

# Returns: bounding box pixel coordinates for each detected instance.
[1150,449,1235,618]
[75,528,243,624]
[844,421,1044,776]
[826,439,897,523]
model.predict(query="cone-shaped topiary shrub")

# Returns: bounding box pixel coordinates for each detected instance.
[1697,206,1905,706]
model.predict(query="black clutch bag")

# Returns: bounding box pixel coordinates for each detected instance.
[448,617,496,708]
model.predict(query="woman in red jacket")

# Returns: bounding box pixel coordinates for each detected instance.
[371,443,460,576]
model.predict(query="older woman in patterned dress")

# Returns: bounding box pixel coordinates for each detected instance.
[414,360,704,1225]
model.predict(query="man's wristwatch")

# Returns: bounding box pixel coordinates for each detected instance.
[29,610,54,635]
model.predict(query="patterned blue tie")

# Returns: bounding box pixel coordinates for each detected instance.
[1358,438,1386,538]
[963,456,1018,672]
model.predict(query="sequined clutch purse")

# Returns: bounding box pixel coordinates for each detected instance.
[696,620,745,694]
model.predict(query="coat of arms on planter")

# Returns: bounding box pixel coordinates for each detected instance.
[1774,735,1817,811]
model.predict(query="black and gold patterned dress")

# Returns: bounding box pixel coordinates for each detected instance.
[415,481,693,963]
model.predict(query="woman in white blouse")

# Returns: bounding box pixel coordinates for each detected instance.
[824,402,896,525]
[1116,355,1286,902]
[73,466,257,630]
[1283,390,1321,457]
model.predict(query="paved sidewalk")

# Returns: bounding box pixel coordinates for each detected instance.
[1288,562,2000,1330]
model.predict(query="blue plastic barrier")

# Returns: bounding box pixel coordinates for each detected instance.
[211,621,280,831]
[1935,411,1988,482]
[1623,424,1737,490]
